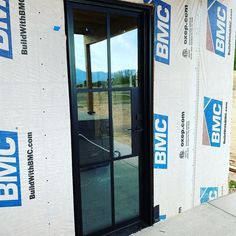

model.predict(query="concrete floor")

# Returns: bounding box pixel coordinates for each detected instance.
[134,192,236,236]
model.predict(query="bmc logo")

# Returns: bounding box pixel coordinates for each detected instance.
[200,187,218,204]
[206,0,227,57]
[154,0,171,65]
[202,97,222,147]
[0,0,13,59]
[154,114,168,169]
[0,131,21,207]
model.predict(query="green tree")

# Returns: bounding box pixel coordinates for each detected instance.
[234,51,236,70]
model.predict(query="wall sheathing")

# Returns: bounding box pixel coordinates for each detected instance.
[194,0,236,206]
[152,0,200,218]
[0,0,236,235]
[151,0,236,219]
[0,1,74,235]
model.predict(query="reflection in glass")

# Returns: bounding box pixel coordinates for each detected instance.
[90,40,108,88]
[73,10,108,88]
[114,157,139,223]
[73,8,141,234]
[112,91,132,157]
[78,92,110,166]
[74,35,87,87]
[81,165,112,234]
[111,15,138,88]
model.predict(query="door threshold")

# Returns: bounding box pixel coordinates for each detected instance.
[87,220,145,236]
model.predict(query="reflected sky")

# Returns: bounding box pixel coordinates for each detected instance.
[74,29,137,72]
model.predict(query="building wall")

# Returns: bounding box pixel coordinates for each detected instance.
[0,0,235,235]
[152,0,236,219]
[153,0,200,218]
[0,1,74,235]
[194,0,236,206]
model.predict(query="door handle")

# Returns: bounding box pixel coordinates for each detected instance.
[134,127,144,133]
[127,127,144,133]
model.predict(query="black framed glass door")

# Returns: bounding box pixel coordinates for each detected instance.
[66,1,154,235]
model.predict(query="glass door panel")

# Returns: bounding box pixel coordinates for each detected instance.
[80,165,112,235]
[73,8,112,235]
[111,13,141,225]
[73,9,108,89]
[110,15,138,88]
[90,40,108,88]
[112,91,132,157]
[77,92,110,167]
[114,157,139,223]
[70,5,144,235]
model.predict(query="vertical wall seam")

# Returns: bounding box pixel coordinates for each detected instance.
[192,0,202,208]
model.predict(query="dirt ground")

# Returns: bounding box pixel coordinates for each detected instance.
[229,71,236,190]
[77,91,131,145]
[230,71,236,164]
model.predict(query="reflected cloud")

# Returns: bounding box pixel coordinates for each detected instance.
[74,29,137,73]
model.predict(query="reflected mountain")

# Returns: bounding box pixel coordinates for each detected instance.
[76,68,137,88]
[76,69,107,84]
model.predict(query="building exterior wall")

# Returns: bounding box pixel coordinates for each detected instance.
[194,0,236,206]
[152,0,236,219]
[0,1,74,235]
[0,0,235,235]
[153,0,200,218]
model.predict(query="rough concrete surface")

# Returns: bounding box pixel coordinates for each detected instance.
[134,193,236,236]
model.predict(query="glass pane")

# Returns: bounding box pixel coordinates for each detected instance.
[73,10,108,88]
[113,91,132,157]
[78,92,110,166]
[81,165,112,234]
[111,15,138,88]
[114,157,139,223]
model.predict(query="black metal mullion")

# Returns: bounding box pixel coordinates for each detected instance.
[79,154,140,171]
[65,2,83,236]
[70,1,142,16]
[87,218,141,236]
[76,87,135,93]
[137,12,143,225]
[107,13,116,226]
[76,88,109,93]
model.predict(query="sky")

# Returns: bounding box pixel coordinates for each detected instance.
[74,29,138,73]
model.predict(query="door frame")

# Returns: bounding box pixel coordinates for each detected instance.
[65,1,154,235]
